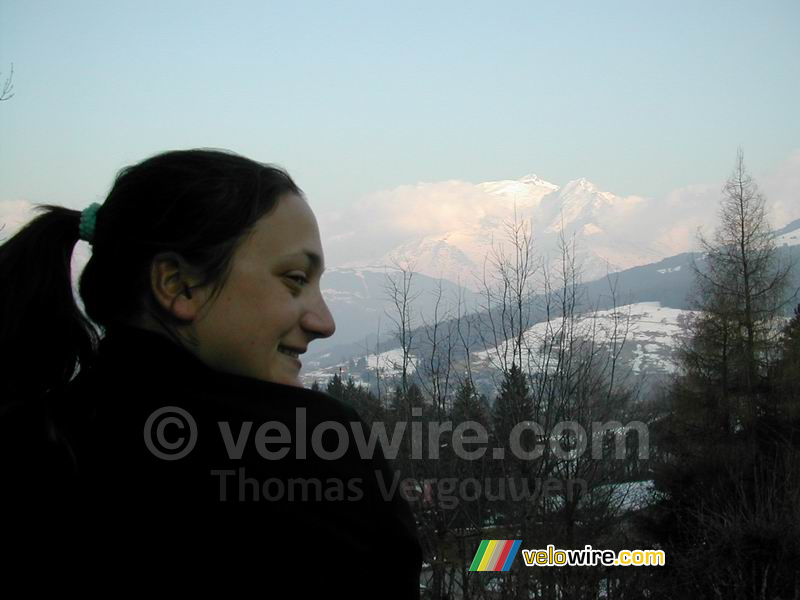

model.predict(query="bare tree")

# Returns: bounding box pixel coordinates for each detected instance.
[378,209,643,597]
[477,205,540,377]
[416,278,456,417]
[473,213,641,597]
[384,257,420,396]
[1,63,14,102]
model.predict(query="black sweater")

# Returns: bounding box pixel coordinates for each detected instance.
[3,327,422,597]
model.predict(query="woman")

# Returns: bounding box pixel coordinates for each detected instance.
[0,149,421,596]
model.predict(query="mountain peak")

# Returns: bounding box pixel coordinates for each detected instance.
[519,173,559,190]
[563,177,597,192]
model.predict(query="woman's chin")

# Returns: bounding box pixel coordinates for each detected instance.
[266,372,303,388]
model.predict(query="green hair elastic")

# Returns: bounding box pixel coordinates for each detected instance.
[78,202,102,244]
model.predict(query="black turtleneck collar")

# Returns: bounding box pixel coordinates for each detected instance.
[94,325,333,408]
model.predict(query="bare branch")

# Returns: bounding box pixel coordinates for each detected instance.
[0,63,15,102]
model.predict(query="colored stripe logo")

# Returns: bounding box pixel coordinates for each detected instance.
[469,540,522,572]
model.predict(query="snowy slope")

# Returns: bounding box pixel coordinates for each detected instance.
[473,301,695,378]
[302,301,697,390]
[775,229,800,247]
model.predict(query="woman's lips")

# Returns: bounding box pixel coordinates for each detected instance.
[278,345,303,368]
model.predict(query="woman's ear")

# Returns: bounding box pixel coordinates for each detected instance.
[149,252,204,321]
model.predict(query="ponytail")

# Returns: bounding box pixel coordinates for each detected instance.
[1,149,301,406]
[0,205,99,406]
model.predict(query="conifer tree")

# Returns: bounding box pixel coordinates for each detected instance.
[491,363,533,446]
[647,152,799,599]
[686,149,792,419]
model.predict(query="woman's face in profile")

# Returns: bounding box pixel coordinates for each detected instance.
[190,193,336,386]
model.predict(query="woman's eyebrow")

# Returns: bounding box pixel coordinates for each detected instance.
[283,250,324,273]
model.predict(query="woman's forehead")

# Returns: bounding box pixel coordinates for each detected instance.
[245,194,324,260]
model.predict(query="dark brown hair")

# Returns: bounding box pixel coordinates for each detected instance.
[0,149,302,404]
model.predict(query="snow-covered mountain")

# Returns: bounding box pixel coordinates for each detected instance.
[344,174,559,286]
[537,177,616,234]
[342,174,674,289]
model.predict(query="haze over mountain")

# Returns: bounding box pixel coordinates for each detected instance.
[339,174,665,287]
[319,151,798,271]
[310,156,800,357]
[328,160,799,292]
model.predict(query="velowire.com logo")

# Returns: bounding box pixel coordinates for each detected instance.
[469,540,522,572]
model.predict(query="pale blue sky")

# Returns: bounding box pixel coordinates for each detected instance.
[1,0,798,214]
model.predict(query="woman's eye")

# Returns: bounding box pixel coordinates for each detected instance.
[286,273,309,286]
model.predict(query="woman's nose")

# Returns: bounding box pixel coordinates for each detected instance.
[301,292,336,340]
